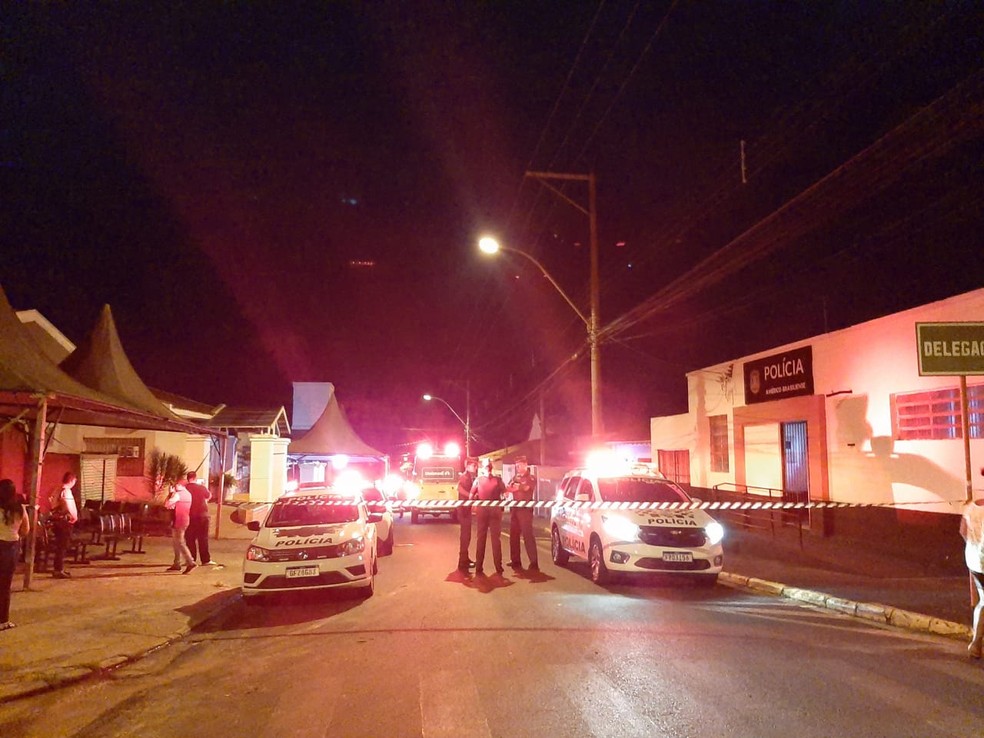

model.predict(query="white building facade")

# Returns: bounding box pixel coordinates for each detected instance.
[651,289,984,516]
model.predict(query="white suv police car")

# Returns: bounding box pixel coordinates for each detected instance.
[242,490,381,603]
[550,462,724,586]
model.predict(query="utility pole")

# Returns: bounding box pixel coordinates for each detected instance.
[524,170,603,439]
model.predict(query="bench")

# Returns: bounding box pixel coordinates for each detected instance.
[33,518,90,571]
[89,513,145,560]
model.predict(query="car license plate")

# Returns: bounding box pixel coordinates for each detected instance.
[286,566,319,579]
[663,552,693,563]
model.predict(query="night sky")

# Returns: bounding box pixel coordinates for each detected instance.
[3,2,982,454]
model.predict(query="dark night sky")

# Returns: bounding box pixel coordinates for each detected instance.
[2,2,982,454]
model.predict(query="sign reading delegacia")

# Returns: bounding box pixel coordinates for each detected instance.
[916,322,984,376]
[743,345,814,405]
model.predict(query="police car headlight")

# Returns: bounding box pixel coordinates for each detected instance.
[704,521,725,546]
[601,515,640,542]
[338,537,365,556]
[246,545,272,562]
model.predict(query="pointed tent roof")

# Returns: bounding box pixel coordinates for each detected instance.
[288,393,384,457]
[60,304,179,419]
[0,285,218,435]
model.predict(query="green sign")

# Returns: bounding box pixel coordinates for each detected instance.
[916,322,984,376]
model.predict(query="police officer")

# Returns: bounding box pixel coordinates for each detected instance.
[471,460,505,577]
[507,456,539,572]
[456,457,479,575]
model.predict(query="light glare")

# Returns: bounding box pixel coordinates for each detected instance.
[478,236,501,255]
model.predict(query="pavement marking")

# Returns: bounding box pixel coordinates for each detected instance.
[419,669,491,738]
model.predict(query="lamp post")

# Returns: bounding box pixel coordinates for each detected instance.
[478,224,603,438]
[524,170,601,438]
[423,393,471,457]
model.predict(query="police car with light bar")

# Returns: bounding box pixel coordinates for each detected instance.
[550,458,724,586]
[242,490,381,603]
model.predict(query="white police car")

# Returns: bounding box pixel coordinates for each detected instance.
[550,461,724,586]
[242,491,381,603]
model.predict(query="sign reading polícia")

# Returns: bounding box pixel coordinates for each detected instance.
[743,345,814,405]
[916,322,984,376]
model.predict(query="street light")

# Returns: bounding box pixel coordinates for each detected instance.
[479,221,603,437]
[422,393,472,457]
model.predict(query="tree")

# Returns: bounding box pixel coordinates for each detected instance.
[147,449,187,503]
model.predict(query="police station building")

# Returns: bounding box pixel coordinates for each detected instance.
[650,287,984,521]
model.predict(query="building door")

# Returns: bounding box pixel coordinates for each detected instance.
[657,449,690,485]
[781,421,809,500]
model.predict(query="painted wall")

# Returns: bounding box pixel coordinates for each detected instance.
[651,288,984,515]
[248,434,290,502]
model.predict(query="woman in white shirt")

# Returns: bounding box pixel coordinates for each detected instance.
[960,484,984,659]
[0,478,30,631]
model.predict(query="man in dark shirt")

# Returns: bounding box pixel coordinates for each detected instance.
[456,457,479,575]
[184,472,216,566]
[472,461,506,578]
[507,456,539,572]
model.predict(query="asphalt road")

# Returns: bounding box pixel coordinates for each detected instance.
[3,515,983,738]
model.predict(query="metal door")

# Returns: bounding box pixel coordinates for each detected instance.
[781,421,809,498]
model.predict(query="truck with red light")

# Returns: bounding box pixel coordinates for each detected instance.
[406,441,463,523]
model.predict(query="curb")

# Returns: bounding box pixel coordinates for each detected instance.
[719,571,972,640]
[0,589,242,704]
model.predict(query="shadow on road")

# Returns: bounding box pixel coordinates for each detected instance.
[192,588,368,633]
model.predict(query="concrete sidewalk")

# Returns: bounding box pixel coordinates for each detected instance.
[0,512,976,704]
[1,514,254,703]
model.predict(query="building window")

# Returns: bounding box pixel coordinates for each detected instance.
[709,415,729,472]
[892,384,984,440]
[84,437,145,476]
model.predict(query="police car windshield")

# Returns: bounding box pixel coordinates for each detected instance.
[597,478,690,504]
[266,500,359,527]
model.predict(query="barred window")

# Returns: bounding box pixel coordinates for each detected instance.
[892,384,984,440]
[709,415,730,472]
[83,437,146,476]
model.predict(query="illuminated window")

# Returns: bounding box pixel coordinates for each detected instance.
[709,415,729,472]
[892,384,984,440]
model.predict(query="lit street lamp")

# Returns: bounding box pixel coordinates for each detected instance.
[479,223,603,438]
[422,393,472,457]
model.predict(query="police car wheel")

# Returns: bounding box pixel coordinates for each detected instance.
[588,538,610,585]
[359,575,375,599]
[379,530,394,556]
[551,527,569,566]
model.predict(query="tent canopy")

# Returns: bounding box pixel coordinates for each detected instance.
[288,393,383,458]
[0,286,220,436]
[60,304,183,420]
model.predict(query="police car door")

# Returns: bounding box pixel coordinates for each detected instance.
[558,475,582,556]
[569,478,594,557]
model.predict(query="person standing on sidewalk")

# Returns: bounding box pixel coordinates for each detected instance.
[471,461,505,578]
[49,472,79,579]
[506,456,539,572]
[0,479,29,631]
[184,472,216,566]
[455,457,479,576]
[165,481,196,574]
[960,477,984,660]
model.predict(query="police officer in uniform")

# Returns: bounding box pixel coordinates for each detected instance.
[456,457,479,575]
[471,460,505,577]
[507,456,539,571]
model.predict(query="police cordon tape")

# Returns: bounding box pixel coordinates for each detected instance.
[278,498,956,511]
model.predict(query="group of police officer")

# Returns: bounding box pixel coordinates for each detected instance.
[455,455,538,578]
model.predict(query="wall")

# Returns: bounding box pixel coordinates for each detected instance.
[655,288,984,517]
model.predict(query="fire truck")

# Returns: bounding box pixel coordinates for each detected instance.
[406,441,463,524]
